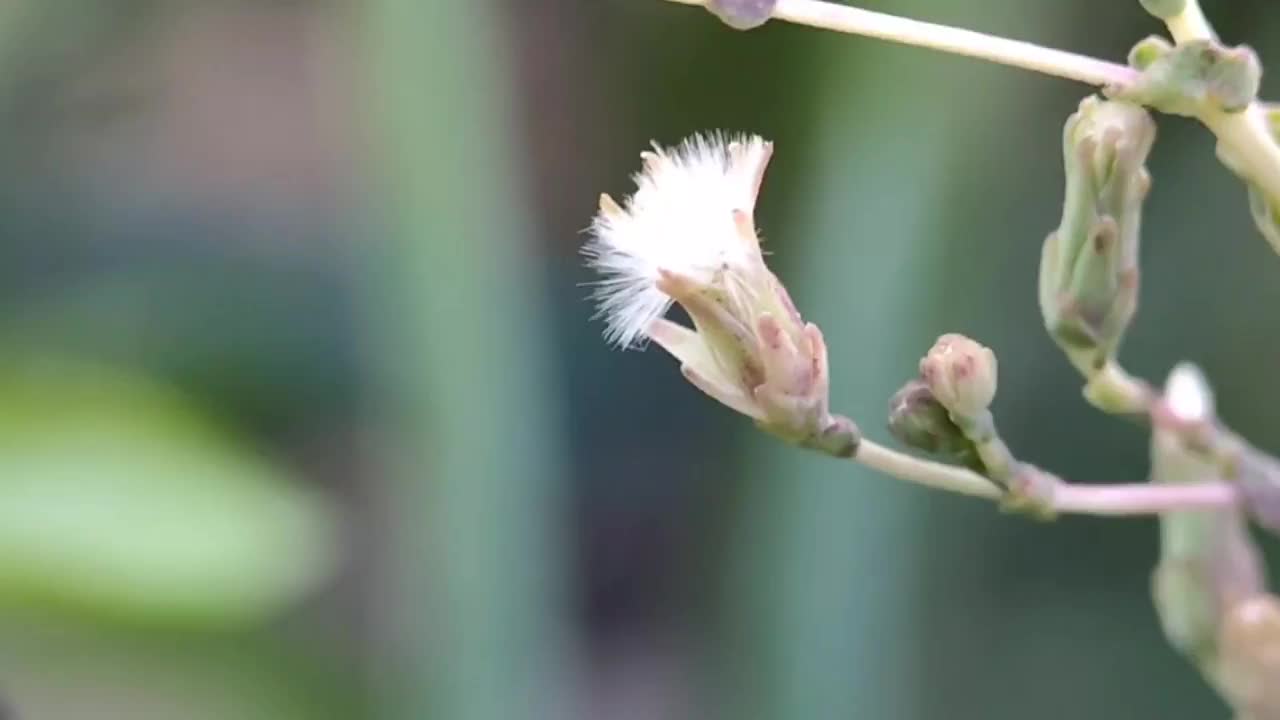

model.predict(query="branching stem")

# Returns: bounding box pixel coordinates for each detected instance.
[1159,0,1280,231]
[664,0,1280,219]
[664,0,1137,86]
[852,439,1240,516]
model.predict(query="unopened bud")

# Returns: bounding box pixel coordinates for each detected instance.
[1214,594,1280,717]
[1160,364,1212,426]
[1127,35,1173,71]
[1040,97,1154,375]
[1151,365,1266,664]
[706,0,776,30]
[1110,40,1261,116]
[1138,0,1186,19]
[887,379,973,458]
[918,334,997,420]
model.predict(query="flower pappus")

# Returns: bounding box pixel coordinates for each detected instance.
[585,132,772,349]
[584,132,859,457]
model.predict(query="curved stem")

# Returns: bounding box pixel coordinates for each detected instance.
[852,438,1240,515]
[1083,360,1153,416]
[667,0,1280,233]
[1160,1,1280,214]
[1206,108,1280,206]
[854,439,1000,500]
[664,0,1138,87]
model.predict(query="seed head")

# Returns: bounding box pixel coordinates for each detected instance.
[584,133,857,456]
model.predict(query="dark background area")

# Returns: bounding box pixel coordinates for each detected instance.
[0,0,1274,718]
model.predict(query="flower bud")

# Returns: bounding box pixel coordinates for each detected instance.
[1214,594,1280,717]
[1127,35,1173,72]
[1151,365,1266,665]
[585,134,859,457]
[918,334,997,420]
[1109,40,1261,116]
[1039,97,1154,375]
[887,379,973,458]
[706,0,776,30]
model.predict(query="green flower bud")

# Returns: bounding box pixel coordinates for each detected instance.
[706,0,776,30]
[1040,97,1154,375]
[1109,40,1261,116]
[1127,35,1173,71]
[1138,0,1186,19]
[918,334,998,420]
[887,379,973,457]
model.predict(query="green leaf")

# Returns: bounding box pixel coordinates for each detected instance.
[0,354,337,627]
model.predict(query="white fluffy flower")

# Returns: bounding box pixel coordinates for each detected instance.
[584,132,773,348]
[580,132,858,457]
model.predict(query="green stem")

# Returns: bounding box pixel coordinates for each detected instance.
[664,0,1138,86]
[1155,1,1280,215]
[1163,1,1216,41]
[854,439,999,499]
[668,0,1280,234]
[851,439,1239,515]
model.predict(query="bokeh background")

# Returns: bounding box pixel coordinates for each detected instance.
[0,0,1276,718]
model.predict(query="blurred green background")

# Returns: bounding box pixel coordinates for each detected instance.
[0,0,1276,718]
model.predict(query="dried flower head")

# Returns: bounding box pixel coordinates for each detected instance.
[584,133,773,349]
[583,132,857,456]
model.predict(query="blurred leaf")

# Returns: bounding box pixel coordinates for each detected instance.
[0,618,363,720]
[0,354,337,626]
[0,263,357,432]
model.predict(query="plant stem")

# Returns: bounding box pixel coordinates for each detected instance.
[662,0,1265,517]
[670,0,1280,222]
[852,438,1240,515]
[1083,360,1153,416]
[1163,0,1216,42]
[855,439,1000,499]
[1160,0,1280,216]
[1053,479,1236,516]
[664,0,1138,87]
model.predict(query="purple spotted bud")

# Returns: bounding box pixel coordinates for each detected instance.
[918,334,998,420]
